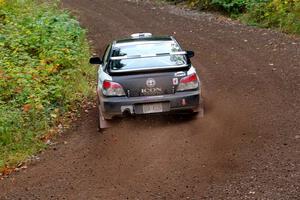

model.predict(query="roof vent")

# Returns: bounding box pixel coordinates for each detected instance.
[130,33,152,39]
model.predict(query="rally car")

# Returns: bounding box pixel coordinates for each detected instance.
[90,33,204,129]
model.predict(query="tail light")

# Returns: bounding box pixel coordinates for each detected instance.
[176,73,199,92]
[102,80,125,96]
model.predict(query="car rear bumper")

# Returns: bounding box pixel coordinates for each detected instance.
[99,90,203,118]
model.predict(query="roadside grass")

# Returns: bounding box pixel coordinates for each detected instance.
[0,0,95,172]
[242,0,300,34]
[164,0,300,35]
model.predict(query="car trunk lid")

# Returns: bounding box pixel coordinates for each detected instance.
[112,71,187,97]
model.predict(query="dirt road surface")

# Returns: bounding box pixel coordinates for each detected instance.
[1,0,299,199]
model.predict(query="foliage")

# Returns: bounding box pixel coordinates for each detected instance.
[243,0,300,34]
[0,0,94,170]
[188,0,212,10]
[211,0,247,14]
[165,0,300,34]
[166,0,211,9]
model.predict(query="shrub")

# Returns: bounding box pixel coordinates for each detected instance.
[211,0,248,14]
[166,0,212,10]
[244,0,300,34]
[164,0,300,34]
[0,0,94,170]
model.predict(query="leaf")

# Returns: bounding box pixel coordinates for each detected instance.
[23,104,31,112]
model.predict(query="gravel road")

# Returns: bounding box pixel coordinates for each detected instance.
[0,0,299,199]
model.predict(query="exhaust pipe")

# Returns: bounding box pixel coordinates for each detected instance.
[122,109,132,117]
[121,106,133,117]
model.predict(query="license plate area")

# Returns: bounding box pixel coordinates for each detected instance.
[135,102,170,114]
[143,103,163,114]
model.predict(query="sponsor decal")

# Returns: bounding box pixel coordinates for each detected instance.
[141,88,162,95]
[173,78,178,85]
[174,71,186,77]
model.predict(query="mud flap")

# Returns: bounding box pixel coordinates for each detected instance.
[197,106,204,118]
[193,98,204,118]
[98,105,112,130]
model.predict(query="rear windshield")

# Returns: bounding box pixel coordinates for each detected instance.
[109,41,187,72]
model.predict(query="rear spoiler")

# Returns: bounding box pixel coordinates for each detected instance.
[110,51,187,61]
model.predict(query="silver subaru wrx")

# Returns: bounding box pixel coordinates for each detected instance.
[90,33,204,129]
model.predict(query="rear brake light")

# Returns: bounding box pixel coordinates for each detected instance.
[102,80,125,96]
[180,73,197,83]
[176,73,199,91]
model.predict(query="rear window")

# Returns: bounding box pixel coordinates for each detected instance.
[109,41,188,72]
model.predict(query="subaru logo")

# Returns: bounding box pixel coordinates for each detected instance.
[146,78,156,88]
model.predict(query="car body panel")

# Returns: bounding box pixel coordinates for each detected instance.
[100,90,202,118]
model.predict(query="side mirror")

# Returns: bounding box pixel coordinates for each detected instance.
[89,57,103,64]
[186,51,194,58]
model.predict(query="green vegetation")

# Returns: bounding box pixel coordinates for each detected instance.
[0,0,94,170]
[166,0,300,34]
